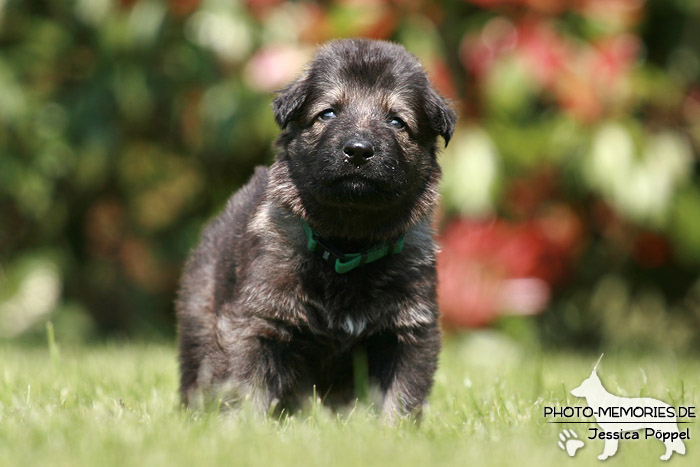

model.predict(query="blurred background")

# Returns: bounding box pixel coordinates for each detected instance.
[0,0,698,353]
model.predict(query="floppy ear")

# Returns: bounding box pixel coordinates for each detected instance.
[272,75,308,129]
[424,88,457,146]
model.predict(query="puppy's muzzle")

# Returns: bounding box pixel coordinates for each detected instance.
[343,138,374,166]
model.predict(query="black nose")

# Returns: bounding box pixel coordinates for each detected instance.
[343,139,374,165]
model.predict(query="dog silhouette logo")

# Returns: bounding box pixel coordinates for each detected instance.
[570,355,687,461]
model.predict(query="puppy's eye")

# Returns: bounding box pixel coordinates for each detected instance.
[317,109,337,121]
[389,116,406,130]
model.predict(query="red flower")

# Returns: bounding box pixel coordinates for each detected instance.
[437,211,583,327]
[516,21,569,87]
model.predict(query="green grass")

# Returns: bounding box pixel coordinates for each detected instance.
[1,332,698,466]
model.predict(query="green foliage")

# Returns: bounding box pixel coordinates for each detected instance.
[0,0,698,345]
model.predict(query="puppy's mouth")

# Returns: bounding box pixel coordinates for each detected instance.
[330,174,380,189]
[318,174,398,208]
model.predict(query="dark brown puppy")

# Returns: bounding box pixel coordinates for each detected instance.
[177,39,456,420]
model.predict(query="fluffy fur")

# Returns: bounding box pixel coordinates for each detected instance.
[176,39,456,420]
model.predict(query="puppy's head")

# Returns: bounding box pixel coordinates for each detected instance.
[272,39,456,240]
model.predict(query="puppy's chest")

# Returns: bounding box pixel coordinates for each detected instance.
[310,282,390,337]
[303,278,397,338]
[240,215,435,337]
[241,264,402,338]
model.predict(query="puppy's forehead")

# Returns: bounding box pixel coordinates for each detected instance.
[312,39,425,88]
[304,40,427,122]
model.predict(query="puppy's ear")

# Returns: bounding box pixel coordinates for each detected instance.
[272,75,308,129]
[424,88,457,146]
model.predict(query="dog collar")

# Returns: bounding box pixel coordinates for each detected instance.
[300,219,404,274]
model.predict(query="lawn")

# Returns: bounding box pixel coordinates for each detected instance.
[1,331,698,467]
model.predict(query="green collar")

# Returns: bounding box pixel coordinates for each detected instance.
[300,219,405,274]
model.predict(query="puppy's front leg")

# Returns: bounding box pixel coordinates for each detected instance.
[243,336,302,414]
[216,317,302,415]
[369,324,441,422]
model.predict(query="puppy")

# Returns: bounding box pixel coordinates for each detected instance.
[176,38,456,420]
